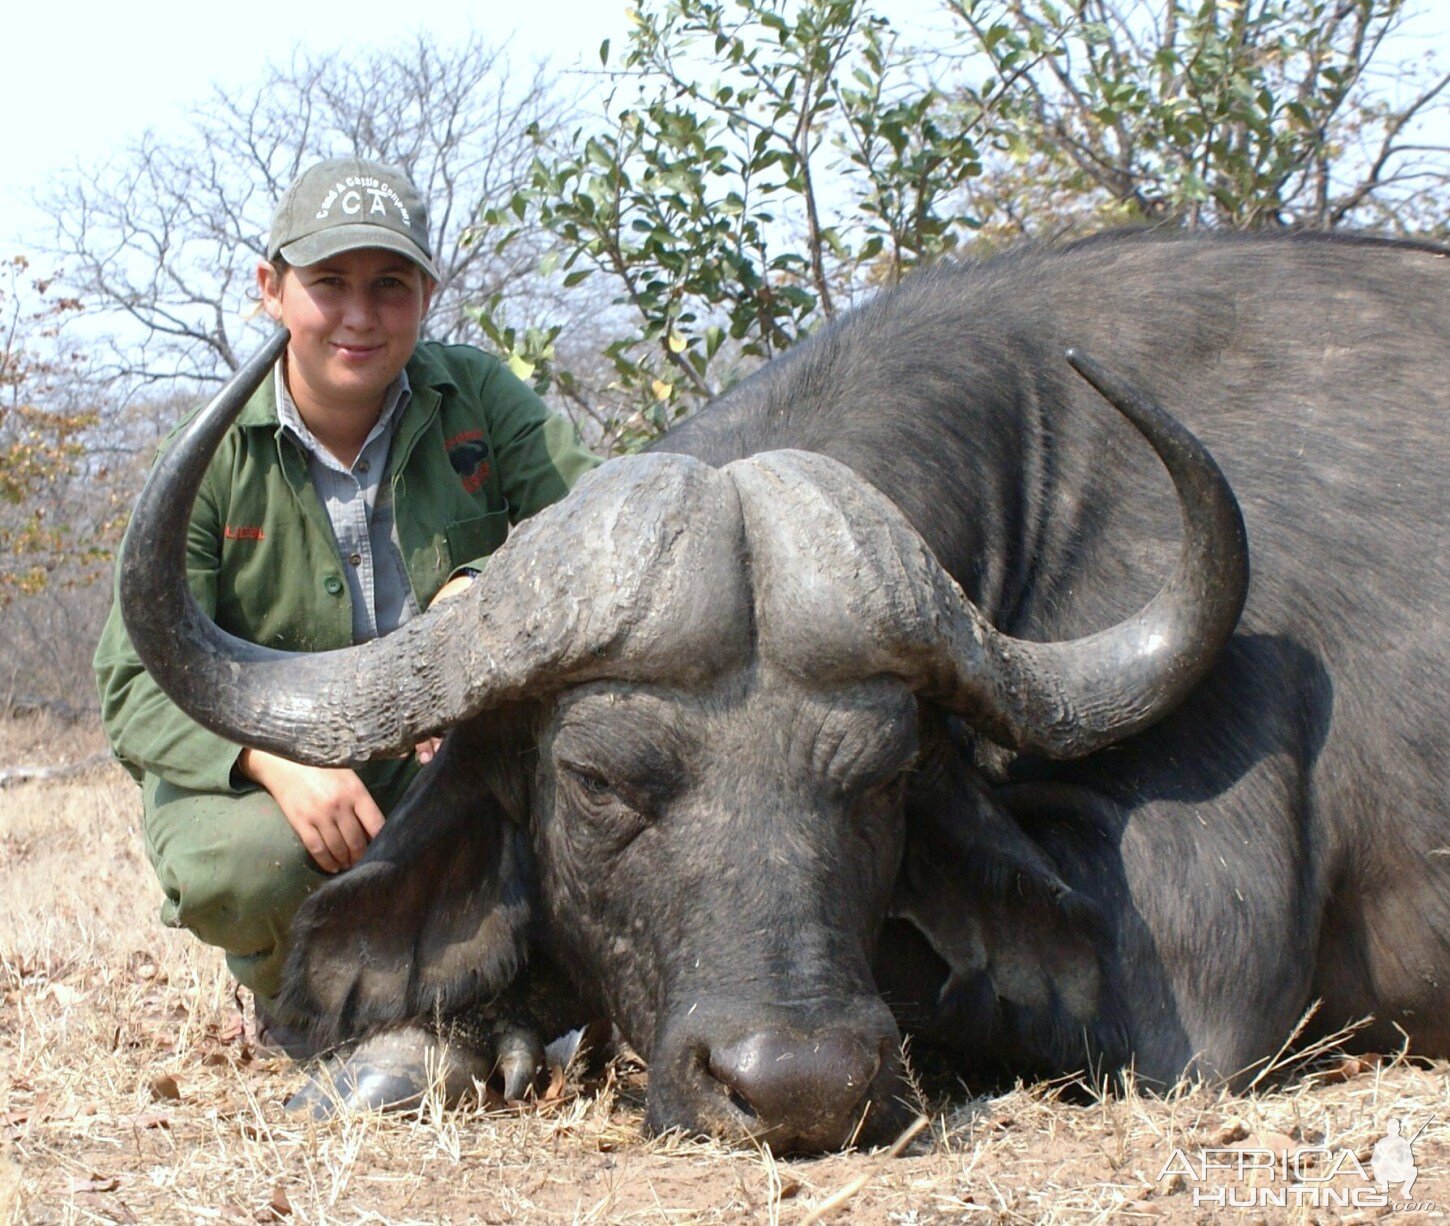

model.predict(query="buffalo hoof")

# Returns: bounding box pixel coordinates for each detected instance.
[493,1022,546,1101]
[284,1022,542,1119]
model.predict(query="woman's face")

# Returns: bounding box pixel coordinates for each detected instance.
[257,248,435,420]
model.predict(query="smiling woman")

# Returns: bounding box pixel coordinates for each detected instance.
[92,156,601,1098]
[258,250,437,464]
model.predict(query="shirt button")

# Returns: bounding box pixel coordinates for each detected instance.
[348,553,363,567]
[357,460,371,474]
[324,576,344,595]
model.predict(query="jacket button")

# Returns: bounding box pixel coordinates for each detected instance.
[324,575,344,595]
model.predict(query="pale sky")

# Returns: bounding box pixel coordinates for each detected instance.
[5,0,1448,257]
[2,0,622,253]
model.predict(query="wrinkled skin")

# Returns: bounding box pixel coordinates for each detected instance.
[253,424,1240,1150]
[538,675,918,1147]
[119,231,1450,1152]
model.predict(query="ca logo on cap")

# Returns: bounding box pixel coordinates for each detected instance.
[314,177,413,224]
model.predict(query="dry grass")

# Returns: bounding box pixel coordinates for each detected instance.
[2,711,1447,1224]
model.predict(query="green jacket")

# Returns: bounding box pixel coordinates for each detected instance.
[94,340,601,794]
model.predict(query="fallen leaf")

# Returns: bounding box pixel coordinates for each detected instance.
[543,1064,567,1103]
[45,983,84,1007]
[1316,1053,1381,1084]
[149,1075,181,1102]
[261,1183,293,1220]
[119,1111,170,1131]
[1217,1120,1249,1144]
[66,1174,119,1194]
[779,1178,802,1199]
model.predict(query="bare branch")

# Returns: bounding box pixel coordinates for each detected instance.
[38,33,576,387]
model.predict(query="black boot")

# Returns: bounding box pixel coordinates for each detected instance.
[253,1000,326,1061]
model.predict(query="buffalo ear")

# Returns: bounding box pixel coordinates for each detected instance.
[277,717,534,1042]
[891,726,1107,1064]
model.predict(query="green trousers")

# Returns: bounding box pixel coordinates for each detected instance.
[140,762,418,1004]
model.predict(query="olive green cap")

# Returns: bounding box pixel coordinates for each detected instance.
[266,157,440,280]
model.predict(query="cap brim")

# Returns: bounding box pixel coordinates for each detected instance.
[278,224,441,281]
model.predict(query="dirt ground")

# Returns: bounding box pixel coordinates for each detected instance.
[3,711,1447,1224]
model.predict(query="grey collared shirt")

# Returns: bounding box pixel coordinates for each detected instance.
[274,364,420,643]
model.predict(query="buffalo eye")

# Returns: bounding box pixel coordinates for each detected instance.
[853,764,914,811]
[846,759,916,817]
[572,764,611,794]
[558,760,649,827]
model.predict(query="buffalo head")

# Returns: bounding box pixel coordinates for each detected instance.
[120,332,1246,1151]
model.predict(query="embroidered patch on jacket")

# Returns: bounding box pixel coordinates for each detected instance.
[447,429,492,495]
[223,525,266,541]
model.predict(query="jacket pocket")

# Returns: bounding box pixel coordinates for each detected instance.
[445,508,510,570]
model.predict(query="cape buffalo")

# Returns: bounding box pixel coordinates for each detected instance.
[120,230,1450,1152]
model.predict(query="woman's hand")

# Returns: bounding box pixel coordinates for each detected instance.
[429,571,476,606]
[237,748,384,873]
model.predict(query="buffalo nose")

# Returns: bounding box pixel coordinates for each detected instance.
[706,1029,881,1142]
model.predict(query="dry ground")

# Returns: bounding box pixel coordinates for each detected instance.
[2,711,1447,1225]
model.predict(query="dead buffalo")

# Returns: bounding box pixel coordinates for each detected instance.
[120,230,1450,1152]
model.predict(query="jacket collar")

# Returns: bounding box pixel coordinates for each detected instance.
[233,341,458,428]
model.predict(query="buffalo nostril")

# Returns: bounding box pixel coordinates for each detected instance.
[725,1087,756,1120]
[705,1029,881,1141]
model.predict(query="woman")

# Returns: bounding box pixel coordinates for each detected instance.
[94,157,599,1058]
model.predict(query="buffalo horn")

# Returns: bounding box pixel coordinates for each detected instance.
[729,350,1248,760]
[118,335,748,765]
